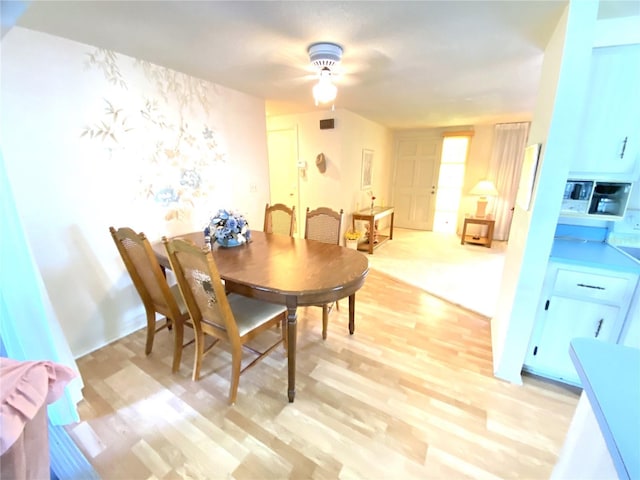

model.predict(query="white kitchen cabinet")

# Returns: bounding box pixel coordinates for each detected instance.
[619,279,640,348]
[571,44,640,179]
[524,262,638,386]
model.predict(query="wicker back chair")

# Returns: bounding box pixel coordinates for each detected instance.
[304,207,344,245]
[162,236,287,404]
[263,203,296,237]
[109,226,189,373]
[304,207,344,339]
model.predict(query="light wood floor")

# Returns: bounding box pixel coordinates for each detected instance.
[67,244,581,479]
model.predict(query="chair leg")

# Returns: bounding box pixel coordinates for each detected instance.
[171,320,184,373]
[192,331,204,381]
[145,310,156,355]
[322,304,329,340]
[229,349,242,405]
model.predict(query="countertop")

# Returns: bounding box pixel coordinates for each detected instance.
[569,338,640,480]
[551,239,640,274]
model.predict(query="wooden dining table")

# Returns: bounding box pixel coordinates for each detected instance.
[152,230,369,402]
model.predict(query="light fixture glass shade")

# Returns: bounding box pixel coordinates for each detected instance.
[313,67,337,105]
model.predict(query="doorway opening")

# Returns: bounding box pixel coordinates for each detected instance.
[266,127,300,236]
[433,134,471,233]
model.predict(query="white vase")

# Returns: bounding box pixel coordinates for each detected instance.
[346,239,358,250]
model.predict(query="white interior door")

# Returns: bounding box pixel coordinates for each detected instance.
[267,127,300,235]
[392,134,441,230]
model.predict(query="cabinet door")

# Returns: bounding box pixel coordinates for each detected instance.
[571,44,640,177]
[528,297,620,384]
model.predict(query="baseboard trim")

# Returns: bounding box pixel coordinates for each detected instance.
[49,423,100,480]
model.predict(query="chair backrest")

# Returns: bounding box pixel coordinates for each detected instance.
[162,237,238,342]
[109,226,183,319]
[263,203,296,237]
[304,207,344,245]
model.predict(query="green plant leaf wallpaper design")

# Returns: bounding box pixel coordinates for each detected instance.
[81,47,228,223]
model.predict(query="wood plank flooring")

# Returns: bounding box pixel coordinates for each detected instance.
[67,251,581,479]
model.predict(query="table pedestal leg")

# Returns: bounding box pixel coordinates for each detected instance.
[286,298,297,402]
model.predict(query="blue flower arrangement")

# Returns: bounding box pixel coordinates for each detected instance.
[204,208,251,247]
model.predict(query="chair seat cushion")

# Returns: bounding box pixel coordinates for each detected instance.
[169,284,189,317]
[227,294,286,337]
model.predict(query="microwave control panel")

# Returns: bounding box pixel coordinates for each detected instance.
[561,180,593,214]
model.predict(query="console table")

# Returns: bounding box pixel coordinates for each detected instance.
[461,217,495,248]
[352,206,394,255]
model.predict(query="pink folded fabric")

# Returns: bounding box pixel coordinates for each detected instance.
[0,357,77,455]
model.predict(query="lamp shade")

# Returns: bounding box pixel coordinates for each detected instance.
[469,180,499,218]
[469,180,499,197]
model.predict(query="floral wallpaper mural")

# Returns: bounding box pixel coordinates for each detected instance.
[80,48,229,223]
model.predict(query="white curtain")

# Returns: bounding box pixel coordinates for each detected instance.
[488,122,530,241]
[0,150,83,425]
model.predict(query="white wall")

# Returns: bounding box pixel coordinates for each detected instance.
[267,110,530,245]
[1,27,271,357]
[459,124,498,232]
[384,124,524,236]
[492,1,599,382]
[267,109,393,238]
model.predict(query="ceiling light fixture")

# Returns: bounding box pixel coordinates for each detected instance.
[308,42,343,107]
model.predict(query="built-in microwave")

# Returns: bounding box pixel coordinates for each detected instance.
[561,179,632,219]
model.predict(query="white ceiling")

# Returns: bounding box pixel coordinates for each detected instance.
[9,1,640,129]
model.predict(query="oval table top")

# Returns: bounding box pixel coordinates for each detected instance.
[154,230,370,306]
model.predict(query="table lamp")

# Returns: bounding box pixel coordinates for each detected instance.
[469,180,499,218]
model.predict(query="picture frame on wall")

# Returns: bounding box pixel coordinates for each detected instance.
[516,143,541,211]
[361,149,373,190]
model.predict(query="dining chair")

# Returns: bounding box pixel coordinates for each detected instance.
[304,206,344,339]
[263,203,296,237]
[109,226,189,373]
[162,236,288,404]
